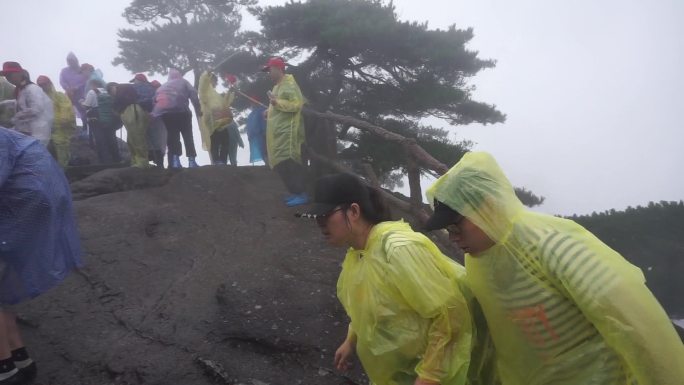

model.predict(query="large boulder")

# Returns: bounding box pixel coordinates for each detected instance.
[16,166,369,385]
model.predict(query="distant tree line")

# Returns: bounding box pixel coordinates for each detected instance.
[570,201,684,318]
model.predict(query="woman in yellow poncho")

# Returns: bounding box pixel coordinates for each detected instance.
[425,151,684,385]
[36,75,75,167]
[198,71,242,166]
[298,173,497,385]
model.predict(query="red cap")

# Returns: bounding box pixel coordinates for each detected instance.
[0,61,24,76]
[261,57,286,72]
[36,75,52,85]
[151,80,161,88]
[130,73,148,83]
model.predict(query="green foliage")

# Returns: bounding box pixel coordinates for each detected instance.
[226,0,505,188]
[113,0,255,85]
[515,187,545,207]
[570,201,684,317]
[257,0,504,122]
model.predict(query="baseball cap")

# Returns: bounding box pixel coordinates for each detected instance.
[296,174,372,219]
[423,200,463,231]
[261,57,286,72]
[0,62,23,76]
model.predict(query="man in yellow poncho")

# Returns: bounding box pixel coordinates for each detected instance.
[425,151,684,385]
[198,71,243,166]
[36,75,76,168]
[262,57,308,207]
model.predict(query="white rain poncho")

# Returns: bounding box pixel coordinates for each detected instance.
[12,83,54,145]
[427,151,684,385]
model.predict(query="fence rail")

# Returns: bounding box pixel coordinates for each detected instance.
[302,107,459,257]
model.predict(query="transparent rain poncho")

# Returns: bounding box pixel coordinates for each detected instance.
[0,128,82,304]
[198,71,235,152]
[266,74,305,169]
[427,152,684,385]
[13,83,54,145]
[44,83,76,167]
[0,77,15,127]
[337,220,497,385]
[152,69,201,118]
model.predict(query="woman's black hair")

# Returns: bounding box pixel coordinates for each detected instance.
[360,185,392,224]
[315,173,392,225]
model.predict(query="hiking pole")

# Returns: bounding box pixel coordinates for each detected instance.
[233,88,269,109]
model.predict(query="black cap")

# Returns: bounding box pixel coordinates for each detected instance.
[424,200,463,231]
[296,174,372,219]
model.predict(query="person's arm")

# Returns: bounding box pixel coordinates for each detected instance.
[81,90,97,108]
[186,81,202,117]
[334,323,358,371]
[59,69,69,92]
[272,82,303,113]
[224,90,235,107]
[13,87,43,122]
[539,231,684,385]
[385,240,473,385]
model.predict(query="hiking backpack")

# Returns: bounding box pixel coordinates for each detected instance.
[132,82,156,112]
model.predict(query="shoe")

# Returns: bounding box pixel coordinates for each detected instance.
[170,155,182,169]
[0,370,22,385]
[16,361,36,384]
[188,157,199,168]
[285,193,309,207]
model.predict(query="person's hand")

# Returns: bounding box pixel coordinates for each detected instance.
[414,378,439,385]
[334,340,355,371]
[269,97,278,107]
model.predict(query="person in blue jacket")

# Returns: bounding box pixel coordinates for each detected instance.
[0,127,82,384]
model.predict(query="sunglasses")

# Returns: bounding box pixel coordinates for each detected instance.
[444,216,465,234]
[316,207,346,226]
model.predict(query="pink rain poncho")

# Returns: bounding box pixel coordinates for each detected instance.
[151,69,201,118]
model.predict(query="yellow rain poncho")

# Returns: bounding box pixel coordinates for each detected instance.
[121,104,150,168]
[0,76,15,127]
[266,74,305,169]
[337,220,497,385]
[44,84,76,167]
[198,71,235,153]
[427,152,684,385]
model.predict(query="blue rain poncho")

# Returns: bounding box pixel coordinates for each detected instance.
[246,106,267,163]
[0,128,82,304]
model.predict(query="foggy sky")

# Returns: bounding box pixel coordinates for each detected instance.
[2,0,682,215]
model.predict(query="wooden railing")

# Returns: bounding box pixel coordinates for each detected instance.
[302,107,459,256]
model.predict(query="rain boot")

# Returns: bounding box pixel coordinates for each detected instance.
[188,157,199,168]
[285,193,309,207]
[170,155,182,169]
